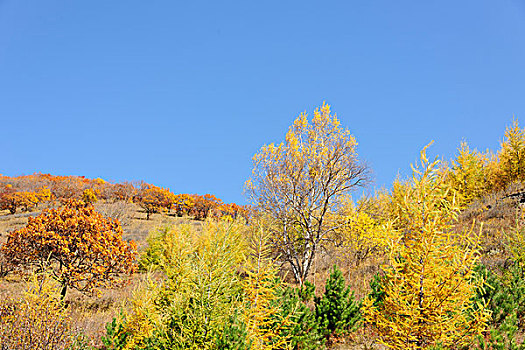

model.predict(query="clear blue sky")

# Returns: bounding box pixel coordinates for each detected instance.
[1,1,524,204]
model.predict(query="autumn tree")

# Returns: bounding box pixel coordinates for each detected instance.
[134,185,176,220]
[333,199,396,269]
[447,141,489,205]
[243,224,291,349]
[1,200,137,298]
[495,118,525,190]
[112,181,138,202]
[245,103,369,284]
[0,186,48,214]
[190,193,223,220]
[36,186,52,203]
[0,187,24,214]
[173,193,194,216]
[362,144,489,349]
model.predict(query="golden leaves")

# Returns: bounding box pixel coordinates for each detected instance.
[363,145,489,349]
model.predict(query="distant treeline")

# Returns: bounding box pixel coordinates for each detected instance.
[0,173,249,220]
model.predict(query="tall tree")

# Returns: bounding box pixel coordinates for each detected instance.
[245,103,369,284]
[363,144,489,349]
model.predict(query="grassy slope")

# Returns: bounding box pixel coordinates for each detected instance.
[0,201,200,345]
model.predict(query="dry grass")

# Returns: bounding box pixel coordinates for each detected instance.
[457,182,525,268]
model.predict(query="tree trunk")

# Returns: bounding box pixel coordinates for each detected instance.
[60,284,67,300]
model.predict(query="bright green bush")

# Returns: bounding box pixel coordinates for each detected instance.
[473,264,525,350]
[214,312,251,350]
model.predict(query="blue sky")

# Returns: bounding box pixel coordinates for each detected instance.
[1,1,524,204]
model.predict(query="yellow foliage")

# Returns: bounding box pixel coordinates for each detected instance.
[495,118,525,189]
[447,141,490,205]
[36,186,52,202]
[136,218,249,348]
[82,188,98,204]
[246,102,369,284]
[363,144,489,349]
[243,224,291,350]
[335,199,397,267]
[0,273,74,349]
[119,276,163,350]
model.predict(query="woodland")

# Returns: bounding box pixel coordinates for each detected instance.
[1,103,525,350]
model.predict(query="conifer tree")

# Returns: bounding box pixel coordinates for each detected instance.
[448,141,489,205]
[363,144,489,349]
[243,224,290,350]
[495,118,525,189]
[314,265,360,340]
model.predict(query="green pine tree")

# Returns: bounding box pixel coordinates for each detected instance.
[314,265,361,340]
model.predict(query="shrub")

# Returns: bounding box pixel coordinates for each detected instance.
[0,273,75,349]
[82,188,98,204]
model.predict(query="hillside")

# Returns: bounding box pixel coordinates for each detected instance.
[2,116,525,349]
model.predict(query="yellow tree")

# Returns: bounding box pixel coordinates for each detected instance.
[245,103,369,284]
[496,118,525,189]
[243,224,290,350]
[82,188,98,204]
[448,141,489,205]
[334,199,396,268]
[363,144,489,349]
